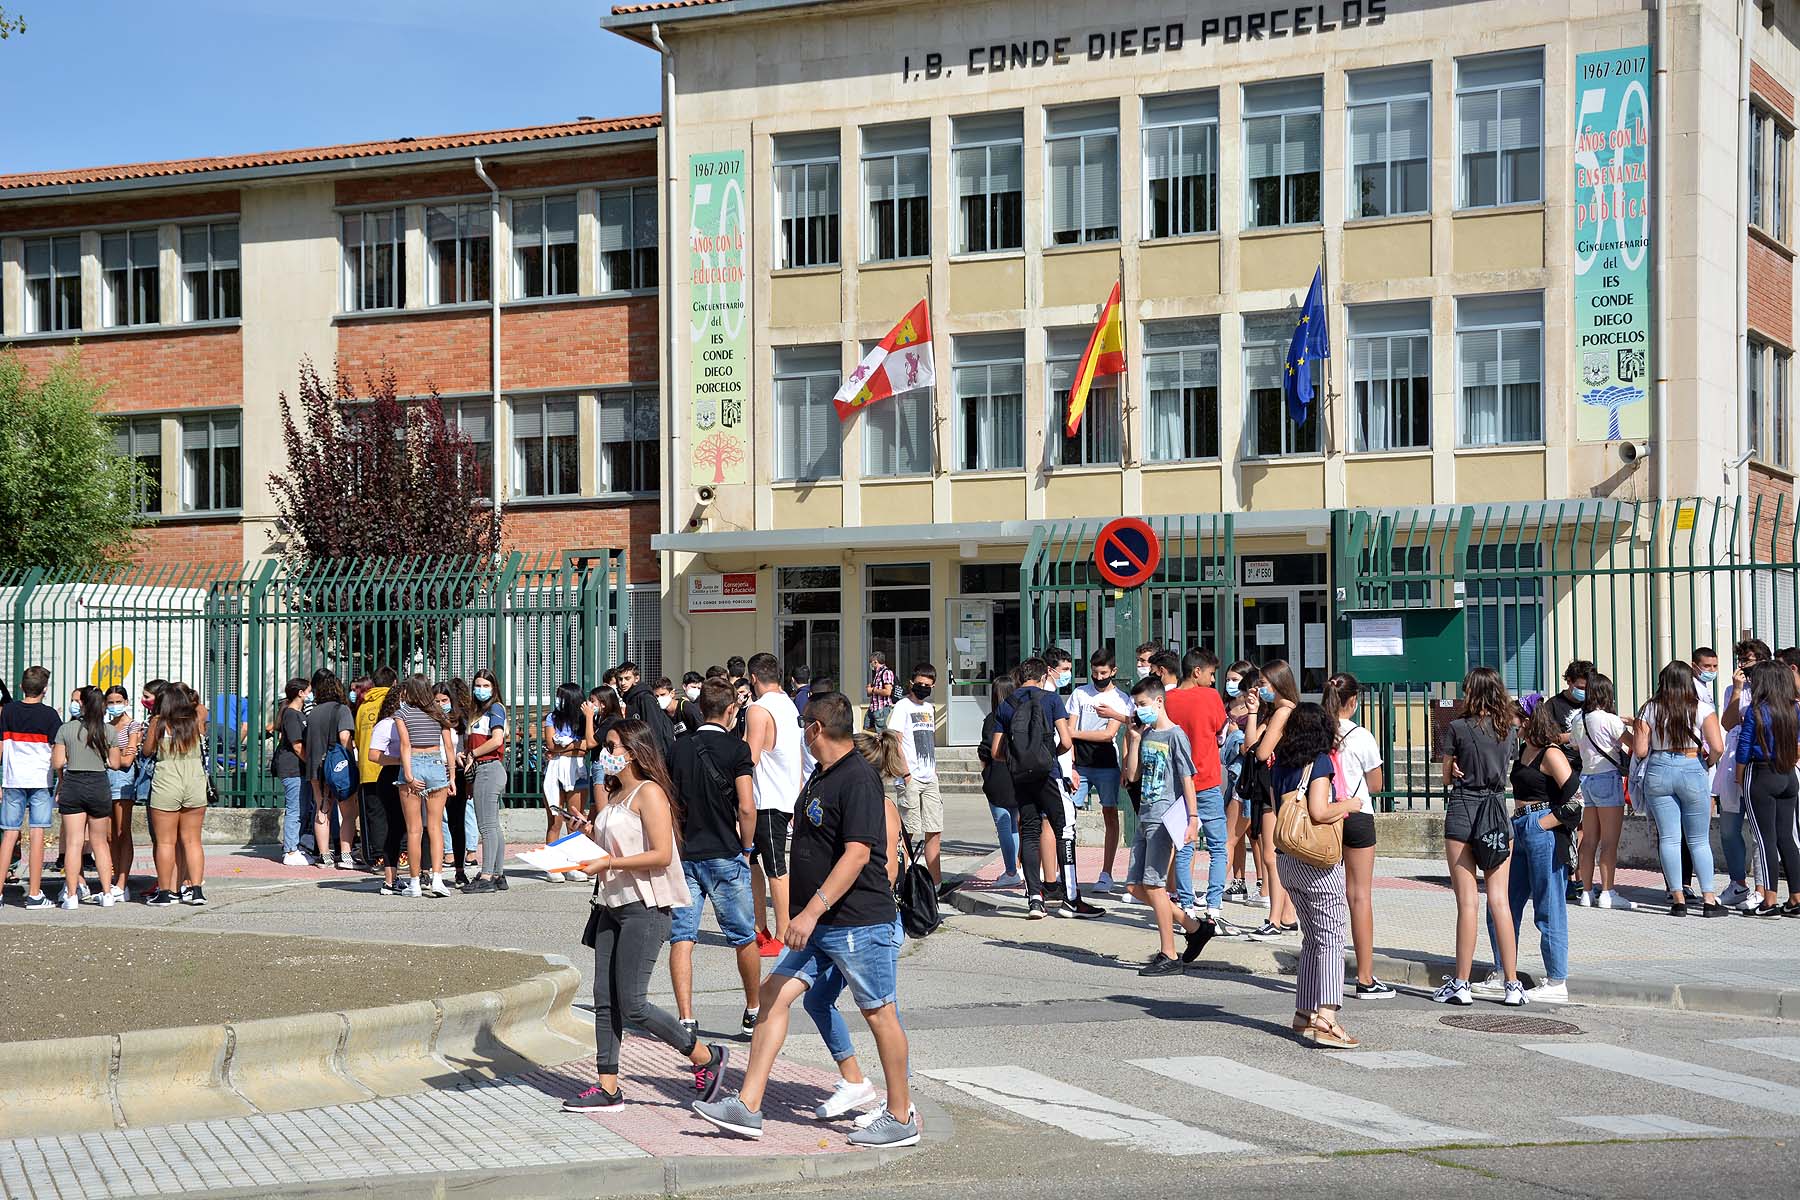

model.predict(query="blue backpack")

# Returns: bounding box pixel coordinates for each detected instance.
[323,744,355,801]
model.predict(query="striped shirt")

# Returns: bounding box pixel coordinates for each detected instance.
[396,704,447,753]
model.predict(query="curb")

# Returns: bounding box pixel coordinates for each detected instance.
[122,1091,956,1200]
[0,956,589,1140]
[944,884,1800,1023]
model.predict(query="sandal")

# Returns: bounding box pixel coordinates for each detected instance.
[1290,1011,1315,1036]
[1301,1014,1360,1049]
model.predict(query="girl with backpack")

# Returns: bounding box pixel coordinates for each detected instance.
[1570,674,1631,909]
[979,676,1021,887]
[1633,660,1726,916]
[1432,666,1523,1007]
[303,670,357,870]
[1246,659,1300,939]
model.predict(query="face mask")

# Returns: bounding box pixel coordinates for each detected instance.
[1225,680,1241,698]
[659,693,676,711]
[911,684,933,701]
[438,700,452,715]
[1135,705,1159,725]
[1057,670,1073,689]
[1136,664,1152,680]
[1698,670,1717,685]
[1259,686,1276,703]
[1092,675,1114,690]
[1570,687,1587,703]
[473,685,492,702]
[68,702,82,718]
[304,692,315,706]
[348,690,358,705]
[685,685,701,701]
[106,703,126,720]
[597,749,629,777]
[141,698,154,712]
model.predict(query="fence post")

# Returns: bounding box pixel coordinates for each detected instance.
[241,559,280,807]
[493,551,523,682]
[8,566,45,685]
[578,554,603,685]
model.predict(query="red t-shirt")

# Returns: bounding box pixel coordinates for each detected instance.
[1163,686,1226,792]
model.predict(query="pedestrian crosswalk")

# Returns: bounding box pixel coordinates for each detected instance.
[921,1044,1800,1157]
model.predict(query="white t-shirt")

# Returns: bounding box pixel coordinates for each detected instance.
[1569,709,1627,775]
[370,717,399,759]
[1694,678,1718,719]
[1335,718,1381,816]
[751,689,802,813]
[886,697,937,784]
[1636,702,1704,752]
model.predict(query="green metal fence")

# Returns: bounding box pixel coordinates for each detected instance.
[1022,497,1800,810]
[0,550,627,809]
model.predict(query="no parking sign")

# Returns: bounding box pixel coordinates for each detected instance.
[1093,517,1161,589]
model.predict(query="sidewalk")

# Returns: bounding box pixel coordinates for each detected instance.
[0,1039,925,1200]
[947,847,1800,1013]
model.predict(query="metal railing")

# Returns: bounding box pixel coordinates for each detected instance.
[0,550,627,808]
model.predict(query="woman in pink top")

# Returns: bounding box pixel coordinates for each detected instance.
[562,719,729,1113]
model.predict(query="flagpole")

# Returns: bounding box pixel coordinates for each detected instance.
[1118,251,1131,467]
[1320,227,1336,457]
[927,266,941,477]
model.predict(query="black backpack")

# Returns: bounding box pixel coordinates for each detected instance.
[895,838,941,938]
[1004,692,1056,785]
[1470,795,1513,871]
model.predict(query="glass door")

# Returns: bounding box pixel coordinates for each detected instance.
[946,597,994,745]
[1239,591,1294,676]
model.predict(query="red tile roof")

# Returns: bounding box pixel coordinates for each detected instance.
[0,115,660,192]
[610,0,736,14]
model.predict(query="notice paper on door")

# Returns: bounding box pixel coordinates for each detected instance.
[1349,616,1405,657]
[1254,623,1284,646]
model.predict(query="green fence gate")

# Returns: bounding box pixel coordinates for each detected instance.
[0,550,628,809]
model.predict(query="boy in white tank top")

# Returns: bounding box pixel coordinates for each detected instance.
[745,653,801,948]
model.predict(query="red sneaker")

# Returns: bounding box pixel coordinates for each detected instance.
[755,929,781,958]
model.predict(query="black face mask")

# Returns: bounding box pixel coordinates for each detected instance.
[911,684,933,701]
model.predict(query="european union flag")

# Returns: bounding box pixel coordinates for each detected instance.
[1283,266,1330,425]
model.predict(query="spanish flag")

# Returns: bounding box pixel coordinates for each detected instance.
[1065,280,1126,436]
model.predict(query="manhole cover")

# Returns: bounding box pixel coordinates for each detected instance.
[1439,1013,1583,1036]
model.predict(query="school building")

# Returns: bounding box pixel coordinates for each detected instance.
[601,0,1800,739]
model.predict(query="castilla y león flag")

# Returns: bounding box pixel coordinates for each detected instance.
[1065,281,1126,436]
[833,299,935,420]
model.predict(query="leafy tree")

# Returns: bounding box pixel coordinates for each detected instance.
[268,360,502,676]
[0,7,25,38]
[0,347,145,571]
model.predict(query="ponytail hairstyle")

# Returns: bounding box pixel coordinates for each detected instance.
[1320,671,1362,728]
[854,730,910,782]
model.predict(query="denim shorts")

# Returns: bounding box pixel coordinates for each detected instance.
[107,768,136,801]
[670,856,757,947]
[1076,765,1121,810]
[409,753,450,793]
[1126,810,1178,888]
[1581,771,1625,809]
[771,920,900,1010]
[1,787,54,831]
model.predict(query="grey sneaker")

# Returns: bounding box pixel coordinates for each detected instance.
[692,1092,763,1140]
[846,1108,922,1148]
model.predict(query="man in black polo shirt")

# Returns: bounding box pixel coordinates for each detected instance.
[693,691,917,1149]
[666,679,762,1036]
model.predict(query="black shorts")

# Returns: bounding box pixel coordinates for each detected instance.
[753,810,791,878]
[1342,810,1378,851]
[56,773,112,818]
[1444,790,1504,844]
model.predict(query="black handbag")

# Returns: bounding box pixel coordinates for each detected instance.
[895,838,942,939]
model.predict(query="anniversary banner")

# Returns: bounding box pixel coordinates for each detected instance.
[688,150,750,484]
[1572,45,1652,442]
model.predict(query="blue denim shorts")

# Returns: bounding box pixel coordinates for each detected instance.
[1076,765,1121,810]
[670,856,757,946]
[771,920,900,1010]
[409,753,450,793]
[106,768,136,801]
[1,787,54,831]
[1581,772,1625,809]
[1126,810,1178,888]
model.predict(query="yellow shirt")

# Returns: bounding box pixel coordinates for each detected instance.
[354,686,389,783]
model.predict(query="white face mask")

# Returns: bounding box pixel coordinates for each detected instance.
[659,693,676,711]
[684,685,701,701]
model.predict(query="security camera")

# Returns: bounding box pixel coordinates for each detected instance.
[1618,441,1651,465]
[696,485,716,504]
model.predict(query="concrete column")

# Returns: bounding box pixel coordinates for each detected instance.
[0,237,21,337]
[157,415,183,514]
[495,199,515,305]
[577,389,598,498]
[404,204,427,309]
[158,224,181,325]
[79,229,102,333]
[576,188,599,296]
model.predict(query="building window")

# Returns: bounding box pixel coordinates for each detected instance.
[1348,64,1430,219]
[342,208,405,312]
[1143,317,1220,462]
[775,132,840,270]
[1046,326,1122,468]
[774,345,842,481]
[426,202,491,305]
[1457,48,1544,209]
[1243,312,1321,457]
[1465,543,1542,696]
[598,185,657,292]
[597,387,659,494]
[1349,302,1431,451]
[1748,338,1792,469]
[1456,292,1544,447]
[1142,91,1218,240]
[862,122,929,263]
[623,582,663,680]
[511,194,578,299]
[865,562,931,685]
[778,566,841,689]
[953,112,1024,255]
[102,229,161,328]
[953,333,1024,472]
[23,236,81,333]
[510,396,579,498]
[180,412,241,513]
[440,398,494,494]
[862,339,933,477]
[1244,78,1323,229]
[181,223,240,322]
[1046,102,1120,245]
[1752,105,1792,243]
[112,418,162,515]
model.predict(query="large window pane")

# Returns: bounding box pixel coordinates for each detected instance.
[1143,318,1220,461]
[1457,293,1543,446]
[954,113,1024,254]
[1243,312,1320,456]
[1457,49,1543,208]
[774,345,842,481]
[954,334,1024,471]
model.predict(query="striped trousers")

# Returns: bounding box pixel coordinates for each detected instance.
[1276,852,1349,1011]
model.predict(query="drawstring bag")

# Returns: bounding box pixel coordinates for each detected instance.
[895,837,941,938]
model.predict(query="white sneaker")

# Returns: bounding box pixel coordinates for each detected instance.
[1738,893,1762,914]
[1470,971,1506,997]
[1526,980,1568,1004]
[1502,980,1529,1007]
[404,878,423,898]
[1091,872,1115,894]
[58,893,79,910]
[281,851,310,867]
[1595,888,1612,909]
[429,874,452,898]
[1431,979,1473,1006]
[1720,882,1750,907]
[993,872,1022,888]
[98,889,116,908]
[565,869,589,883]
[1601,889,1636,911]
[1576,888,1593,907]
[106,885,126,904]
[814,1078,878,1120]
